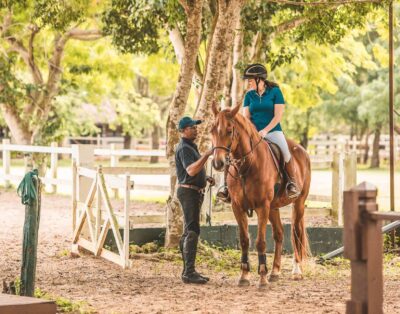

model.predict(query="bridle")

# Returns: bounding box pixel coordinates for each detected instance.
[212,119,263,180]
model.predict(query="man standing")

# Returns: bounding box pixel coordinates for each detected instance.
[175,116,214,284]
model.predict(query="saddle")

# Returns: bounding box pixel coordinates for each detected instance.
[264,140,289,198]
[264,140,284,176]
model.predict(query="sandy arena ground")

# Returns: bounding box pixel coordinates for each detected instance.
[1,189,400,314]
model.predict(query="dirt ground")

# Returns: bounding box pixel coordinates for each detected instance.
[1,189,400,314]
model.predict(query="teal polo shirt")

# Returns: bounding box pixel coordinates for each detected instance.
[243,87,285,133]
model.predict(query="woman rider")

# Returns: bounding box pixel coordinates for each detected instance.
[217,63,299,200]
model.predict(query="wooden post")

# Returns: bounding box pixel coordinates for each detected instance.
[110,143,119,198]
[344,182,382,314]
[201,159,213,225]
[123,174,131,268]
[344,151,357,191]
[72,160,77,233]
[20,173,41,297]
[49,142,58,193]
[332,151,344,226]
[71,145,94,250]
[3,139,11,188]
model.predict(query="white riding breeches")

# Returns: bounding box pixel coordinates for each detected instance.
[263,131,291,163]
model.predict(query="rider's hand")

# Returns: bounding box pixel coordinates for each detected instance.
[206,176,216,187]
[258,129,267,138]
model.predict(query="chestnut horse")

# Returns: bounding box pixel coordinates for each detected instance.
[210,102,311,287]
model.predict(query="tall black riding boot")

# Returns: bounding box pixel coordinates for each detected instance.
[182,231,208,284]
[285,158,300,199]
[180,233,209,281]
[179,235,186,276]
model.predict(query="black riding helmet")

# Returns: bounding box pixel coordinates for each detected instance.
[242,63,267,80]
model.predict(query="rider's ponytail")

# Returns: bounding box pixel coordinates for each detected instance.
[264,79,279,89]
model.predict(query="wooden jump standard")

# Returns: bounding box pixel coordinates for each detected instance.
[72,162,133,268]
[343,182,400,314]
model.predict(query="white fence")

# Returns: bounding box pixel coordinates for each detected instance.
[1,139,358,225]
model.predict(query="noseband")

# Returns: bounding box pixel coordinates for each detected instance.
[212,120,263,179]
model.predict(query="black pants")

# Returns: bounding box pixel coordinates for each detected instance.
[177,187,204,236]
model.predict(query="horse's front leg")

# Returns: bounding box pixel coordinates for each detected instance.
[232,205,250,287]
[256,204,270,288]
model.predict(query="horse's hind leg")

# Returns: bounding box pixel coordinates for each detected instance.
[233,207,250,287]
[255,206,269,288]
[291,197,309,280]
[268,208,284,281]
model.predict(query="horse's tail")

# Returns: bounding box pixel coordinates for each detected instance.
[291,143,312,260]
[291,200,311,260]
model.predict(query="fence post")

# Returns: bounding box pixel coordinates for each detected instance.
[332,151,344,226]
[344,151,357,191]
[201,159,213,225]
[344,182,382,314]
[49,142,58,193]
[2,138,11,188]
[123,174,131,268]
[111,143,119,198]
[71,144,95,235]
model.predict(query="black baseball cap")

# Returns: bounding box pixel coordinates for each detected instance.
[178,116,202,130]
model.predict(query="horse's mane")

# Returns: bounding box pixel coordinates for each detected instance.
[222,108,260,140]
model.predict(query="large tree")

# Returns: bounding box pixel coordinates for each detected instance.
[0,0,104,170]
[104,0,388,246]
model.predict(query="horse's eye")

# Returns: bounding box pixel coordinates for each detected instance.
[227,129,233,135]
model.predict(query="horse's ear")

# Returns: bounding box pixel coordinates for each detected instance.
[212,101,220,116]
[230,102,241,117]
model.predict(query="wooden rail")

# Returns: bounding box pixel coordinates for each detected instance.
[343,182,400,314]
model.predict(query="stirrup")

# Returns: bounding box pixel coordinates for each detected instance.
[216,185,230,201]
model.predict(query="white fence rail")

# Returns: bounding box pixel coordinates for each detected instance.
[1,139,358,225]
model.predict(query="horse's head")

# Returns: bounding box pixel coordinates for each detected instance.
[210,101,241,171]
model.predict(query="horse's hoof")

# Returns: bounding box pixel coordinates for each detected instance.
[257,280,269,289]
[238,278,250,287]
[268,273,280,282]
[292,273,303,281]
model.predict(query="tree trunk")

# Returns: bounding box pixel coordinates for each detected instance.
[196,0,244,153]
[231,18,244,108]
[150,124,160,164]
[222,52,233,109]
[165,0,204,248]
[363,131,370,165]
[300,108,312,149]
[370,125,381,168]
[123,134,131,149]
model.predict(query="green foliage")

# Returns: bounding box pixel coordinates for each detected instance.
[33,0,90,31]
[102,0,167,54]
[35,288,94,313]
[0,57,28,105]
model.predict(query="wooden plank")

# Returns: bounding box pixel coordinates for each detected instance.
[0,294,56,314]
[95,148,165,157]
[2,143,71,154]
[343,190,360,260]
[368,211,400,221]
[120,206,332,227]
[98,174,124,256]
[77,167,97,179]
[103,174,134,189]
[100,166,170,175]
[123,175,130,267]
[95,219,111,256]
[307,194,331,202]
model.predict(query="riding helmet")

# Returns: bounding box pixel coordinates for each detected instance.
[242,64,267,80]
